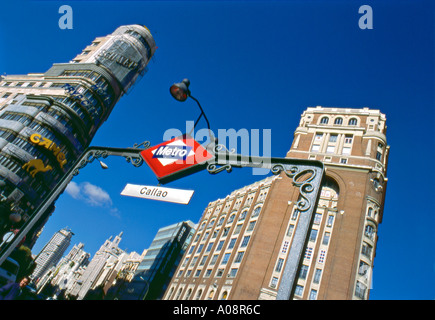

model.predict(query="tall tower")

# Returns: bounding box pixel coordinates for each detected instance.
[285,106,388,299]
[0,25,156,242]
[163,106,388,300]
[32,227,73,282]
[67,232,125,300]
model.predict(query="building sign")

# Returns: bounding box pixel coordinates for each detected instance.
[121,183,194,205]
[97,48,139,70]
[29,133,67,168]
[140,134,214,184]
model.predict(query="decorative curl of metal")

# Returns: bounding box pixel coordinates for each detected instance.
[73,150,108,176]
[133,141,151,149]
[207,163,233,174]
[124,154,144,168]
[270,164,317,212]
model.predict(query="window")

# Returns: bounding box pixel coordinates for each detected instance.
[313,269,322,284]
[334,117,343,125]
[241,236,250,247]
[322,232,331,245]
[348,118,358,126]
[358,260,370,276]
[239,210,248,221]
[234,251,244,263]
[329,134,338,143]
[309,289,318,300]
[229,268,238,278]
[355,281,367,299]
[309,229,318,242]
[217,217,225,226]
[376,151,382,161]
[252,206,261,217]
[234,224,243,234]
[247,221,256,231]
[362,242,373,258]
[313,213,322,225]
[188,246,195,255]
[344,135,353,144]
[220,291,228,300]
[295,285,304,297]
[200,256,208,266]
[222,253,231,265]
[286,225,295,237]
[291,209,299,220]
[228,238,237,249]
[210,254,219,265]
[299,265,309,280]
[275,258,284,272]
[206,242,214,252]
[364,225,375,240]
[228,214,236,223]
[320,117,329,124]
[195,289,203,300]
[216,240,224,251]
[271,277,279,288]
[326,215,334,227]
[216,269,224,277]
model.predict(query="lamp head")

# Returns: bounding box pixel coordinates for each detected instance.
[170,78,191,102]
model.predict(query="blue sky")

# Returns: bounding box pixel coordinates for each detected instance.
[0,0,433,299]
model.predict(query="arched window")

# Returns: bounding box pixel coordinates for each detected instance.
[252,206,262,218]
[199,221,206,231]
[185,288,192,300]
[220,291,228,300]
[195,289,203,300]
[334,117,343,125]
[175,288,183,300]
[207,290,214,300]
[227,213,236,223]
[239,210,248,221]
[320,116,329,124]
[348,118,358,126]
[217,216,225,226]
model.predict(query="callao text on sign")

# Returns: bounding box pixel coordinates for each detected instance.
[140,134,214,184]
[121,183,194,205]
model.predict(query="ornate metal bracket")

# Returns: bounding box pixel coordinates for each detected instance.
[72,142,151,176]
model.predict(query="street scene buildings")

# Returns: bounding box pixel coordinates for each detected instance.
[26,106,388,300]
[0,23,390,301]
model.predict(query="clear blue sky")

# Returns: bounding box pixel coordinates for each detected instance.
[0,0,433,300]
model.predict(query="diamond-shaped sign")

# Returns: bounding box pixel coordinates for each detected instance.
[141,134,214,183]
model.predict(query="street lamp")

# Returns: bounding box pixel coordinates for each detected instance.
[170,78,214,144]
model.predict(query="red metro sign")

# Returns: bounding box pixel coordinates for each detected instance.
[141,134,214,184]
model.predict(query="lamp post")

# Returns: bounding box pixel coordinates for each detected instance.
[170,79,214,144]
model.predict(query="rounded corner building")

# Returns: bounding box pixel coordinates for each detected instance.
[0,25,156,248]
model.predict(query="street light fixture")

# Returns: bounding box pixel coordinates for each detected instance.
[170,78,214,144]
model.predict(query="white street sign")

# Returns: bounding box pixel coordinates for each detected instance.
[121,184,194,205]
